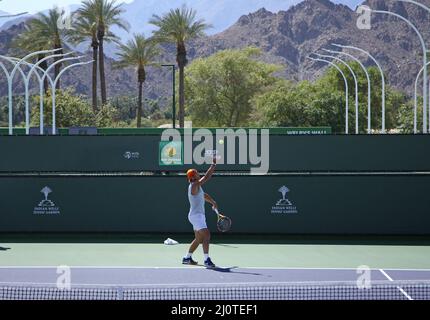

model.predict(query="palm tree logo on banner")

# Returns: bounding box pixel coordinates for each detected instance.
[271,185,298,214]
[276,186,293,206]
[33,186,60,215]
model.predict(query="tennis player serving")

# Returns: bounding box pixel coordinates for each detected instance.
[182,155,218,268]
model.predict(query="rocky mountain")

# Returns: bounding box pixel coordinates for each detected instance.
[1,0,301,35]
[187,0,430,93]
[1,0,430,102]
[1,0,302,57]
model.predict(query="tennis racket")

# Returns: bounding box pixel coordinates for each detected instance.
[213,208,232,232]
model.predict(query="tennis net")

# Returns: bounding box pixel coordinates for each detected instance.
[1,281,429,300]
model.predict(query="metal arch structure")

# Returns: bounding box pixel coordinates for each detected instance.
[414,61,430,134]
[0,51,92,135]
[3,57,74,135]
[3,49,62,135]
[323,48,372,134]
[314,52,360,134]
[1,50,70,134]
[307,55,350,134]
[50,60,94,134]
[370,8,428,133]
[390,0,430,133]
[332,43,386,134]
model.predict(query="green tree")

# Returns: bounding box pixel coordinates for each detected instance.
[252,81,317,127]
[184,47,280,127]
[397,99,422,133]
[77,0,129,105]
[30,89,116,127]
[150,5,210,128]
[318,62,397,133]
[114,34,159,127]
[13,7,68,89]
[253,62,404,133]
[31,89,94,127]
[0,96,26,126]
[95,103,120,127]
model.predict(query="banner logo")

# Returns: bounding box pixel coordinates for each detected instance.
[159,141,183,165]
[124,151,140,160]
[33,186,60,215]
[271,186,298,214]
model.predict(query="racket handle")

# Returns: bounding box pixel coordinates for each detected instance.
[213,208,220,215]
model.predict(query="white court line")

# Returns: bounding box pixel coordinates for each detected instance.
[0,266,429,271]
[0,280,389,288]
[379,269,413,300]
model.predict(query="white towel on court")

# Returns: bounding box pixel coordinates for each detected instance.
[164,238,179,245]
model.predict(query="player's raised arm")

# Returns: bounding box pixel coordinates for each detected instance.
[197,156,217,185]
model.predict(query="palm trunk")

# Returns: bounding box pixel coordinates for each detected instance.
[91,40,99,113]
[37,54,49,94]
[137,67,146,128]
[98,37,107,105]
[178,65,185,128]
[137,81,143,128]
[177,42,188,128]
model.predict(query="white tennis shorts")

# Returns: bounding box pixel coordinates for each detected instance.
[188,213,207,231]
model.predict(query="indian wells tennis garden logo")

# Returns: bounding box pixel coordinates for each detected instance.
[33,187,60,215]
[159,141,183,165]
[271,186,298,214]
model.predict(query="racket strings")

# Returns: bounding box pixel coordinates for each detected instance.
[217,217,232,232]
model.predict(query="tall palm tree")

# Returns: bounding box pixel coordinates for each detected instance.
[68,15,119,112]
[12,31,50,93]
[77,0,129,105]
[15,8,67,89]
[115,34,159,127]
[67,16,99,112]
[150,5,210,128]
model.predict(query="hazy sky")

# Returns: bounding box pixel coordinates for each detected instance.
[0,0,133,14]
[1,0,363,14]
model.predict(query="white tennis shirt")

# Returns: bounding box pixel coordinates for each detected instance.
[188,183,205,216]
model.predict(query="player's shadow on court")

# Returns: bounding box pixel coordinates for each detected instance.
[0,247,11,251]
[213,244,239,249]
[208,266,266,277]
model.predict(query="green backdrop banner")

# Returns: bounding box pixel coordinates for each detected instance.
[0,135,429,173]
[0,174,429,234]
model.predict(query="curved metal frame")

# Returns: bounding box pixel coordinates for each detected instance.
[332,43,386,134]
[371,9,428,133]
[324,48,372,134]
[308,55,349,134]
[315,52,360,134]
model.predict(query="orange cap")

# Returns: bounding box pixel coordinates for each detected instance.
[186,169,198,180]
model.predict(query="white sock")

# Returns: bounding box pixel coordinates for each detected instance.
[185,253,192,259]
[204,254,209,261]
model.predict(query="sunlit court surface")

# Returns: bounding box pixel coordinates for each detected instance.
[1,235,430,300]
[1,0,430,314]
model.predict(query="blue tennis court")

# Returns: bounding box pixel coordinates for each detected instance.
[0,266,429,300]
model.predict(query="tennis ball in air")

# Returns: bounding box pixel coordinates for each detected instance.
[218,139,224,145]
